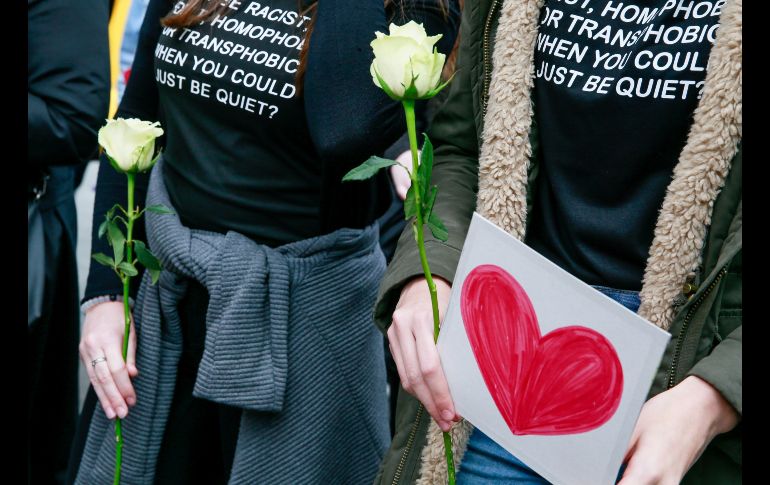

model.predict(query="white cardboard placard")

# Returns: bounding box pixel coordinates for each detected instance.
[437,212,670,485]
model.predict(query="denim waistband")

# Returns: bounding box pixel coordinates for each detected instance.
[591,285,641,313]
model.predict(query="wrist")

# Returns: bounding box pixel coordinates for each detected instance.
[81,294,135,314]
[403,274,451,295]
[681,375,740,436]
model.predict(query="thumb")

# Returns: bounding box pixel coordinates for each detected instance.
[616,435,641,484]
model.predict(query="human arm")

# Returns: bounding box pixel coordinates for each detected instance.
[79,0,171,420]
[28,0,110,168]
[374,0,480,429]
[388,148,413,200]
[621,289,742,483]
[83,0,169,303]
[621,244,742,483]
[618,374,740,485]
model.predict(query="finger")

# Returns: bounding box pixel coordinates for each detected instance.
[389,165,411,201]
[623,418,643,463]
[414,319,456,424]
[396,180,409,200]
[82,352,116,419]
[616,457,640,485]
[617,442,660,485]
[395,319,448,430]
[81,338,116,418]
[126,319,139,378]
[105,345,137,408]
[386,329,406,388]
[91,349,129,419]
[388,325,412,393]
[623,433,638,463]
[616,449,641,485]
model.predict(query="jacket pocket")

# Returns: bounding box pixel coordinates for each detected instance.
[712,261,741,346]
[713,309,741,346]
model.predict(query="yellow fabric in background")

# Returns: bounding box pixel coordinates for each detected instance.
[108,0,133,118]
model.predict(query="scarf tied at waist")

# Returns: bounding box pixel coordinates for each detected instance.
[75,158,390,484]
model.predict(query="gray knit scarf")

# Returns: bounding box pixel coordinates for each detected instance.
[75,158,390,484]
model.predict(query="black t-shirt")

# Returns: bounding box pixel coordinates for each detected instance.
[157,1,321,246]
[525,0,722,290]
[83,0,461,301]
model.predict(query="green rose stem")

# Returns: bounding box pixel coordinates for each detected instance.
[114,172,135,485]
[403,99,456,485]
[95,118,166,484]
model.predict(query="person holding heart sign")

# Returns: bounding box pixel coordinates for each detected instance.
[374,0,741,484]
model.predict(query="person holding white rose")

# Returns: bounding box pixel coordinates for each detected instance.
[68,1,460,484]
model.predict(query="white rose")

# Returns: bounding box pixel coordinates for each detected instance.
[369,21,446,100]
[98,118,164,173]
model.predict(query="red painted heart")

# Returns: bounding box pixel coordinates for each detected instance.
[461,264,623,435]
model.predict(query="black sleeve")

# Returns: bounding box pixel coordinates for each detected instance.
[27,0,111,169]
[83,0,172,303]
[304,0,461,168]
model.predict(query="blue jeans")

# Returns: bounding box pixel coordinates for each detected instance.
[456,286,639,484]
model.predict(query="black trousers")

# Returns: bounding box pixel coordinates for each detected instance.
[29,198,80,485]
[67,280,242,485]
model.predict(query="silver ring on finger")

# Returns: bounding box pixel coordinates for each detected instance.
[91,356,108,368]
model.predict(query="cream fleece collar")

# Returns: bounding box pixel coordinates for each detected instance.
[417,0,742,482]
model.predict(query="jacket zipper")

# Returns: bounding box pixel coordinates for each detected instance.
[667,265,728,389]
[481,0,502,117]
[392,403,425,485]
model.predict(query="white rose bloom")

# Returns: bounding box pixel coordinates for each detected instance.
[98,118,164,173]
[370,21,446,100]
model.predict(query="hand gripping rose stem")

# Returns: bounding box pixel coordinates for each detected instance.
[403,99,456,484]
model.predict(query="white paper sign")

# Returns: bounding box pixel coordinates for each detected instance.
[437,213,670,485]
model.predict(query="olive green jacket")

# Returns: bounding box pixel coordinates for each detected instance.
[372,0,742,484]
